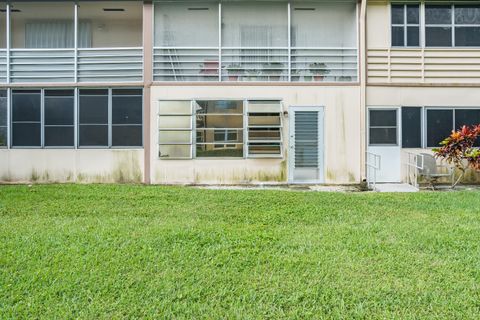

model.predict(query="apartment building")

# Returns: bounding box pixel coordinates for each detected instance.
[0,0,478,185]
[367,1,480,183]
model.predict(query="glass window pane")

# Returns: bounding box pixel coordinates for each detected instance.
[79,93,108,124]
[402,107,422,148]
[196,129,243,143]
[369,110,397,127]
[248,114,281,126]
[154,2,218,47]
[159,101,192,115]
[425,27,452,46]
[391,5,405,24]
[112,95,142,125]
[291,2,356,47]
[195,100,243,114]
[159,145,191,159]
[392,26,405,46]
[158,116,192,129]
[222,2,287,47]
[248,143,281,155]
[248,128,281,141]
[407,5,420,24]
[248,100,282,113]
[112,125,142,147]
[44,93,74,126]
[407,26,420,46]
[455,109,480,129]
[79,125,108,146]
[0,127,6,147]
[196,144,243,157]
[12,91,41,122]
[455,27,480,46]
[0,93,7,126]
[369,128,397,145]
[44,126,74,147]
[425,5,452,25]
[455,5,480,25]
[196,115,243,129]
[159,131,191,144]
[427,110,453,147]
[12,123,41,146]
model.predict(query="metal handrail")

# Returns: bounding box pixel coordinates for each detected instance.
[403,151,424,189]
[366,151,381,191]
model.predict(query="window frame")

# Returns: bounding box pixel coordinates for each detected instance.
[391,3,421,48]
[368,108,399,147]
[0,89,8,149]
[78,88,144,149]
[11,89,43,149]
[158,98,284,160]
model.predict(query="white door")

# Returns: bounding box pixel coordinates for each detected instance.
[367,107,401,183]
[288,107,324,183]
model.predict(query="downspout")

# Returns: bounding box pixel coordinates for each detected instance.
[359,0,367,181]
[143,1,153,184]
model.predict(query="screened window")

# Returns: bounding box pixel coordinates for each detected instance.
[247,101,282,157]
[369,109,398,145]
[79,89,109,147]
[158,101,193,159]
[391,4,420,47]
[195,100,244,158]
[0,90,7,147]
[402,107,422,148]
[426,109,480,147]
[44,89,74,147]
[112,89,142,147]
[11,90,41,147]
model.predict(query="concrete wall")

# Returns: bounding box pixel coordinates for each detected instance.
[0,149,144,183]
[150,85,361,185]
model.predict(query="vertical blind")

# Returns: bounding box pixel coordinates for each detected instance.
[25,20,92,48]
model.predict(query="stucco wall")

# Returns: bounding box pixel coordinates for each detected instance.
[0,149,144,183]
[150,85,361,185]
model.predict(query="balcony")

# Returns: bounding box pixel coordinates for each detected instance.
[0,1,143,84]
[153,1,358,83]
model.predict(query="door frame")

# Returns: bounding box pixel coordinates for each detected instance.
[288,106,325,184]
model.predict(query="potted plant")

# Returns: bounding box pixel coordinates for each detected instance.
[226,64,243,81]
[309,62,330,81]
[245,69,260,81]
[262,62,284,81]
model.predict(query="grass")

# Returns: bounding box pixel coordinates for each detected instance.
[1,185,480,319]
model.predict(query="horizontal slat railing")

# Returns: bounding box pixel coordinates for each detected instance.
[0,49,6,83]
[5,47,143,84]
[368,48,480,84]
[153,46,358,82]
[77,47,143,83]
[10,49,75,83]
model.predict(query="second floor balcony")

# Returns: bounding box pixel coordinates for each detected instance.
[153,1,359,83]
[0,1,143,84]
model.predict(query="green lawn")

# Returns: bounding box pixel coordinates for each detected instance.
[1,185,480,319]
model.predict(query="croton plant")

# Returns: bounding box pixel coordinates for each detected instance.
[433,125,480,187]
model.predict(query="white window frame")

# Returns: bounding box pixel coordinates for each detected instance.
[368,108,400,147]
[391,3,421,47]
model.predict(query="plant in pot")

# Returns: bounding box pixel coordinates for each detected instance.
[262,62,284,81]
[309,62,330,81]
[226,64,243,81]
[245,68,260,81]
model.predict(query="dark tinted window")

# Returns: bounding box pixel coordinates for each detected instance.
[455,27,480,46]
[392,26,405,46]
[112,95,142,125]
[45,126,74,147]
[369,109,397,145]
[426,27,452,46]
[455,5,480,24]
[0,91,7,147]
[402,107,422,148]
[455,109,480,146]
[12,91,41,147]
[426,5,452,24]
[427,109,453,147]
[79,90,108,147]
[111,90,142,147]
[44,91,74,126]
[407,26,420,46]
[0,127,6,147]
[407,5,420,24]
[391,5,404,24]
[112,126,142,147]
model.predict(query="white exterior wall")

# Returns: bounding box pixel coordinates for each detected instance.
[0,149,144,183]
[150,85,361,185]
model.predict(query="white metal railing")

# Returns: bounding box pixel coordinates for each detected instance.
[153,46,358,82]
[77,48,143,83]
[0,49,7,83]
[404,151,424,190]
[5,48,143,84]
[366,151,381,190]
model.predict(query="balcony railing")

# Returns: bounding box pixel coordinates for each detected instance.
[0,47,143,84]
[153,46,358,82]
